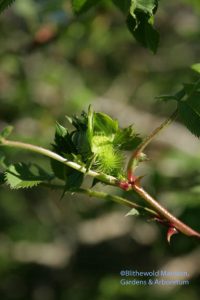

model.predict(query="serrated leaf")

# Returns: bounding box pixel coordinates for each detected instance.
[71,0,100,14]
[191,63,200,74]
[5,163,54,189]
[0,0,15,13]
[0,126,13,139]
[125,208,140,216]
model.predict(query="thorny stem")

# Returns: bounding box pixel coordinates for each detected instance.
[132,184,200,238]
[1,137,200,239]
[127,109,178,177]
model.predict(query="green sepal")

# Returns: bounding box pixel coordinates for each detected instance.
[93,112,119,136]
[53,122,76,154]
[113,125,141,150]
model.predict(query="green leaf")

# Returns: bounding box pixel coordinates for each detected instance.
[51,122,78,180]
[53,122,76,154]
[127,13,159,53]
[127,0,159,53]
[112,0,131,14]
[5,163,54,189]
[0,0,15,13]
[64,170,84,191]
[0,126,13,139]
[71,0,100,14]
[178,91,200,137]
[178,101,200,138]
[176,79,200,138]
[125,208,140,216]
[191,63,200,74]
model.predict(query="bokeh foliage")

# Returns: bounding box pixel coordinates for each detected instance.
[0,1,200,300]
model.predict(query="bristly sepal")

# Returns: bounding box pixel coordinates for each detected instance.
[51,106,141,180]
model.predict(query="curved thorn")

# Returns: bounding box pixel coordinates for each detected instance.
[167,227,179,244]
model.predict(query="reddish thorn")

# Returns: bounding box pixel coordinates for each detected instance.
[167,227,178,244]
[133,175,145,187]
[127,170,137,183]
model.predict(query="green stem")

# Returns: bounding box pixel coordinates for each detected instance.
[40,182,159,217]
[127,109,178,175]
[0,138,117,185]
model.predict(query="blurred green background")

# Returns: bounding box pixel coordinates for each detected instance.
[0,0,200,299]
